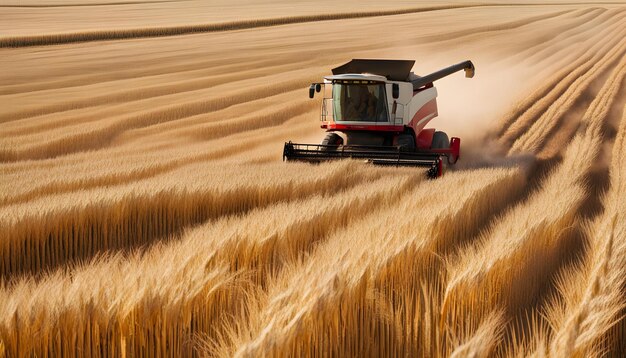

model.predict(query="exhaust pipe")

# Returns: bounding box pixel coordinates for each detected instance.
[411,60,475,90]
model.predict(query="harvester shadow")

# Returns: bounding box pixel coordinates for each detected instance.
[498,223,587,355]
[580,75,626,220]
[444,142,563,253]
[447,148,595,354]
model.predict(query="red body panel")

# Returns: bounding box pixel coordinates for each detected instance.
[416,128,435,149]
[408,98,438,133]
[322,123,405,132]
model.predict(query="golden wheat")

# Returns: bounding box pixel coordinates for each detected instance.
[0,174,417,357]
[443,57,626,352]
[534,103,626,357]
[228,168,525,357]
[0,161,380,279]
[2,2,626,357]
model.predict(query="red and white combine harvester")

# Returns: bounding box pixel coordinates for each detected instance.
[283,59,475,178]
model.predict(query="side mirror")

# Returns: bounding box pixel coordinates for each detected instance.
[309,84,315,98]
[392,83,399,99]
[315,84,321,93]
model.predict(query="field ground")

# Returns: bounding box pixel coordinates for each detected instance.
[1,0,626,356]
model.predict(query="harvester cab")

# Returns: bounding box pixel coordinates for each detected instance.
[283,59,475,178]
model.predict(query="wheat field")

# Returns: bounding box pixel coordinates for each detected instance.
[1,0,626,356]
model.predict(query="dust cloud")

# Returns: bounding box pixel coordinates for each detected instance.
[430,58,538,169]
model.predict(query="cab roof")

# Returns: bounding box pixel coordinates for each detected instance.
[331,59,415,81]
[324,73,388,82]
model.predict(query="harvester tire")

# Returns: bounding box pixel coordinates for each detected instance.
[431,131,450,149]
[397,134,416,152]
[321,133,343,150]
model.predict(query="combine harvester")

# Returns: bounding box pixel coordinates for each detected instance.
[283,59,475,178]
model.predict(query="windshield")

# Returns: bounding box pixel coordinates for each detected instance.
[332,82,388,122]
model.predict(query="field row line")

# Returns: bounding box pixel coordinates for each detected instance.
[509,35,626,154]
[0,75,321,162]
[227,168,526,357]
[496,17,625,146]
[0,7,582,124]
[0,60,323,125]
[0,173,422,357]
[0,4,578,48]
[540,67,626,357]
[509,7,613,65]
[443,54,626,355]
[0,109,318,206]
[0,161,373,280]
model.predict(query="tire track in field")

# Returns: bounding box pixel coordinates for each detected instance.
[494,17,625,141]
[0,4,583,48]
[0,160,377,281]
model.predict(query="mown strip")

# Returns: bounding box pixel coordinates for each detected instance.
[0,4,573,48]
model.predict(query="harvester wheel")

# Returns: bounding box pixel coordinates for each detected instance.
[431,131,450,149]
[321,133,343,149]
[397,134,416,152]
